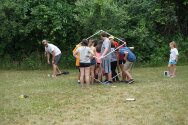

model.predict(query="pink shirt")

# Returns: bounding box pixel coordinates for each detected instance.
[96,52,102,64]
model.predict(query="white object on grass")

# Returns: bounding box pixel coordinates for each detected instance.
[164,71,169,77]
[19,94,28,99]
[126,98,136,101]
[48,74,51,77]
[111,86,117,88]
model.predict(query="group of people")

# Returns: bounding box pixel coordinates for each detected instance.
[73,32,136,87]
[41,33,179,88]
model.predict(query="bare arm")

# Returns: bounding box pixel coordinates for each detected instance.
[47,52,50,63]
[73,51,79,59]
[93,47,96,56]
[90,49,94,57]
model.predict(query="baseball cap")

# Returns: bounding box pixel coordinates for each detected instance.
[109,35,114,39]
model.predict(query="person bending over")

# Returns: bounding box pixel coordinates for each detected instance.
[119,43,136,84]
[42,40,62,77]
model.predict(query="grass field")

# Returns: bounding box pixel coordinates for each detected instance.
[0,66,188,125]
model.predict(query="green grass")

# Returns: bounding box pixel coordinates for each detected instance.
[0,66,188,125]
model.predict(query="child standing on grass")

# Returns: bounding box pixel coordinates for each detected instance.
[88,39,96,84]
[168,41,179,77]
[100,32,112,84]
[73,42,81,83]
[110,42,119,82]
[95,40,103,82]
[73,39,94,88]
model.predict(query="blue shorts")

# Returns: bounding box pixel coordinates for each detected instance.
[168,60,177,65]
[90,58,96,66]
[102,58,111,73]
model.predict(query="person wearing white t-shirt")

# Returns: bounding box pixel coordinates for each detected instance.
[73,39,94,88]
[42,40,61,77]
[168,41,179,77]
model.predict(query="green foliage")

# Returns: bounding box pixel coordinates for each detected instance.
[0,0,187,69]
[75,0,188,65]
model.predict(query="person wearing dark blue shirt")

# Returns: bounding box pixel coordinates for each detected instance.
[119,46,136,84]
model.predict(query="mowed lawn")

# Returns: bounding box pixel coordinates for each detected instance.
[0,66,188,125]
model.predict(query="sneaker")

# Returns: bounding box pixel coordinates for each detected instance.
[63,71,69,75]
[105,81,112,85]
[103,79,108,83]
[108,81,112,84]
[124,80,129,84]
[103,80,111,85]
[128,79,134,84]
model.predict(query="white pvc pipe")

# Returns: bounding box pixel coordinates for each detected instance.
[86,30,103,40]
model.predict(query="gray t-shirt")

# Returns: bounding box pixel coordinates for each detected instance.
[101,38,111,59]
[76,46,92,63]
[111,48,117,62]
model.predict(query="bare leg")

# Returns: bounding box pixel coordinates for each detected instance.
[124,62,133,81]
[95,63,102,82]
[56,66,61,74]
[120,64,126,81]
[172,64,176,77]
[108,72,112,82]
[168,64,172,76]
[125,71,133,80]
[96,64,102,82]
[85,67,90,87]
[78,72,80,81]
[104,73,108,81]
[80,68,84,87]
[90,65,95,84]
[52,64,57,77]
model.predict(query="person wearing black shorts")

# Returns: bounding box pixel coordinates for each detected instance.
[88,39,96,84]
[73,39,94,87]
